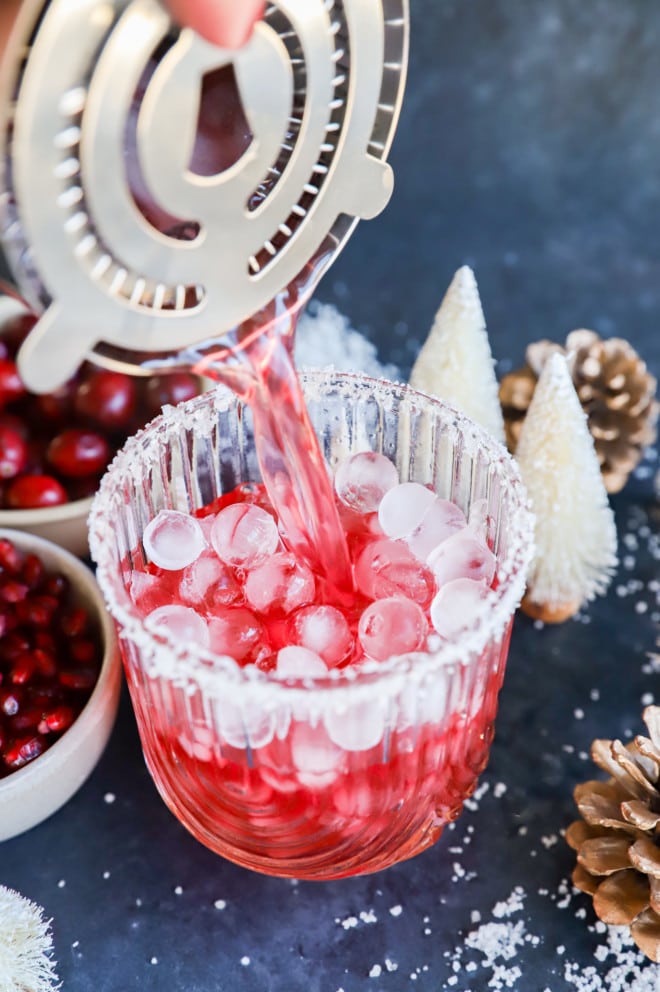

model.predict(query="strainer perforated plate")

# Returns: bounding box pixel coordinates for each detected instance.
[0,0,408,392]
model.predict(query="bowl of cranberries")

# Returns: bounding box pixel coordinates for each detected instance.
[0,296,204,557]
[0,527,121,842]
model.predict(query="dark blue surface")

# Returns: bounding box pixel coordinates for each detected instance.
[2,2,660,989]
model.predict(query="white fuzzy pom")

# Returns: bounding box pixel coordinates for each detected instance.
[410,266,506,443]
[0,886,60,992]
[515,352,618,611]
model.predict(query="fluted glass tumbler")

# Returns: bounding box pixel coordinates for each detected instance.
[90,372,533,880]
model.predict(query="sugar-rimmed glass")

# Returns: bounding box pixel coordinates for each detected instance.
[89,371,533,880]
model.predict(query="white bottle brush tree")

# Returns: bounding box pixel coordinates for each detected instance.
[409,265,506,443]
[0,886,59,992]
[515,352,618,622]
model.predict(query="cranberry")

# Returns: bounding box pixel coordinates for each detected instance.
[47,429,110,478]
[6,474,68,509]
[35,377,79,424]
[0,313,36,358]
[144,373,200,417]
[0,423,28,478]
[75,369,138,431]
[0,359,26,409]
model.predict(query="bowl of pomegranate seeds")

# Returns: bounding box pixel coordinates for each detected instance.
[0,528,121,842]
[0,295,204,557]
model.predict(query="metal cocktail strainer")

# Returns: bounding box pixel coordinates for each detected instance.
[0,0,408,393]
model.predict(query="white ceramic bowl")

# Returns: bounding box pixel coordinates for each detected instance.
[0,528,121,842]
[0,295,94,557]
[0,498,94,560]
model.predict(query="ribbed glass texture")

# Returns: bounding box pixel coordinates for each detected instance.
[90,372,532,879]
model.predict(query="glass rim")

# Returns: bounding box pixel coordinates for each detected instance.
[89,370,535,697]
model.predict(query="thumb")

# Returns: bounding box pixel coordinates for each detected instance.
[166,0,265,49]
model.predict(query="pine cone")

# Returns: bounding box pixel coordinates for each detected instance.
[566,706,660,962]
[500,330,659,494]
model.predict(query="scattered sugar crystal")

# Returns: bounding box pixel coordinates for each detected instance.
[358,596,427,660]
[406,497,467,561]
[389,904,403,917]
[427,528,496,586]
[359,910,378,924]
[174,886,183,896]
[146,604,210,650]
[103,792,116,804]
[276,646,327,679]
[378,482,436,540]
[293,605,353,667]
[214,900,226,910]
[430,577,489,639]
[143,510,206,570]
[493,782,507,798]
[354,537,435,606]
[150,957,158,965]
[368,964,382,978]
[334,451,399,513]
[240,956,250,966]
[210,504,279,567]
[245,552,315,614]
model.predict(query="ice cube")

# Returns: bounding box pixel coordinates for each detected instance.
[207,607,264,664]
[324,699,387,752]
[276,646,328,679]
[405,498,466,561]
[358,596,428,661]
[143,509,206,570]
[210,503,279,568]
[354,537,435,607]
[145,604,210,649]
[429,577,489,639]
[334,451,399,514]
[378,482,436,539]
[129,570,165,613]
[427,528,496,587]
[244,552,315,615]
[179,551,241,609]
[179,721,215,762]
[292,605,353,668]
[290,722,344,788]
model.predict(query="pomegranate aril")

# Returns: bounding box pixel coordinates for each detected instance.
[0,578,29,603]
[38,705,76,734]
[22,552,45,588]
[32,648,58,678]
[58,667,98,691]
[41,572,68,598]
[9,653,38,685]
[11,706,44,732]
[69,639,97,664]
[0,631,30,661]
[0,688,22,716]
[17,594,58,626]
[2,733,46,770]
[60,606,88,638]
[0,536,23,571]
